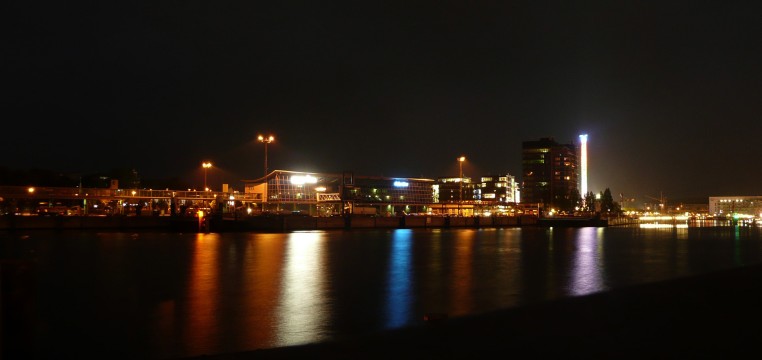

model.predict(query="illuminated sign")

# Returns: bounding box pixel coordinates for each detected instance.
[393,181,409,187]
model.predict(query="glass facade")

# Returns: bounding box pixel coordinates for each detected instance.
[243,170,436,216]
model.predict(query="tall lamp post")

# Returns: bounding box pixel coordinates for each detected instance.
[257,134,275,176]
[458,156,465,216]
[202,162,212,191]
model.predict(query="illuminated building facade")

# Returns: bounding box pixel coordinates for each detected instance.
[242,170,522,217]
[521,137,580,211]
[709,196,762,217]
[243,170,436,216]
[435,177,472,203]
[473,174,519,204]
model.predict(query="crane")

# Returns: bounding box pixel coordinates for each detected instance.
[619,193,636,211]
[645,191,667,212]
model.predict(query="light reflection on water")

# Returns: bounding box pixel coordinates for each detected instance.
[4,225,762,359]
[569,227,604,295]
[185,233,221,355]
[385,229,412,328]
[275,231,329,345]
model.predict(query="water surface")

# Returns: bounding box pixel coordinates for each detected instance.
[2,225,761,358]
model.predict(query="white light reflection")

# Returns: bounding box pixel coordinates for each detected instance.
[275,231,329,345]
[569,228,605,296]
[385,229,413,329]
[639,224,689,229]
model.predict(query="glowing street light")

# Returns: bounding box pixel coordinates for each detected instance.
[458,156,466,216]
[202,162,212,191]
[257,134,275,176]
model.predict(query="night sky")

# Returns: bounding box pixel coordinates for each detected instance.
[3,1,761,204]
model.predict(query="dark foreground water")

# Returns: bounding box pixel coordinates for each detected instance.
[2,225,762,359]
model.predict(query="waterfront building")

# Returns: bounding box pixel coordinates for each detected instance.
[709,196,762,217]
[241,170,522,217]
[473,174,518,204]
[434,174,519,216]
[521,137,580,212]
[435,176,473,215]
[243,170,436,216]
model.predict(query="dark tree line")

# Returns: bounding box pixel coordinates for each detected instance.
[554,187,622,215]
[580,188,621,214]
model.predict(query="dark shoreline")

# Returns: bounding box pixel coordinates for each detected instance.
[184,263,762,359]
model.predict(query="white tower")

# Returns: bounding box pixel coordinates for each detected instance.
[579,134,588,196]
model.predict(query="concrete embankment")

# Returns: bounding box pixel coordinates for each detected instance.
[0,214,176,231]
[211,214,539,232]
[189,262,762,359]
[0,215,541,232]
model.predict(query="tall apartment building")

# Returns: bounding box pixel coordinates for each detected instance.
[521,137,580,211]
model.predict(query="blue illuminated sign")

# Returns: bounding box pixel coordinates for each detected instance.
[393,181,409,187]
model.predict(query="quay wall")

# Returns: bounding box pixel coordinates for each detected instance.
[0,214,553,232]
[0,215,171,231]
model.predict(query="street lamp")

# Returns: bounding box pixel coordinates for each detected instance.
[458,156,465,216]
[257,134,275,176]
[202,162,212,191]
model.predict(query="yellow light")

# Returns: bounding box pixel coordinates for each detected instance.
[257,134,275,143]
[28,187,35,193]
[131,190,136,196]
[202,162,212,169]
[198,210,204,218]
[458,156,466,162]
[315,186,326,192]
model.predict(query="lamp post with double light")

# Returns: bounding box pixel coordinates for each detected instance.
[458,156,465,216]
[202,162,212,191]
[257,134,275,176]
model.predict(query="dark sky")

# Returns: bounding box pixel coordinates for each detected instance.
[3,1,761,203]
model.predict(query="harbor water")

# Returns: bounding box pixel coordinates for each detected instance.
[2,224,761,359]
